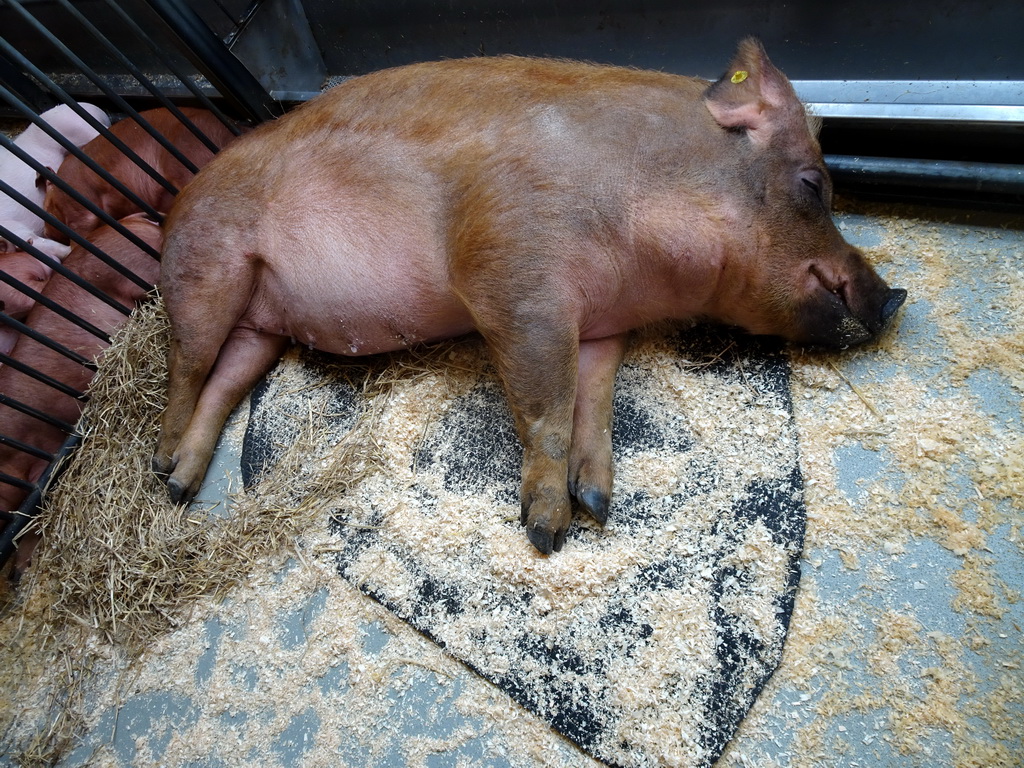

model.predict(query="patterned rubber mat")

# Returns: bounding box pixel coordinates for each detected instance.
[242,326,806,767]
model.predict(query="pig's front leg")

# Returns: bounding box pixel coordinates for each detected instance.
[569,333,627,525]
[482,320,580,554]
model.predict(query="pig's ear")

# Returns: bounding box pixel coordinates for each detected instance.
[705,38,803,143]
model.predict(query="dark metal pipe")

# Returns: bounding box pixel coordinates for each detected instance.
[0,158,159,270]
[0,265,112,345]
[0,392,77,433]
[4,0,199,180]
[144,0,280,123]
[0,77,166,223]
[0,48,50,110]
[0,312,96,371]
[0,169,156,286]
[0,433,81,571]
[0,350,86,401]
[0,435,53,463]
[0,222,135,317]
[0,472,35,493]
[0,120,161,261]
[55,0,224,154]
[825,155,1024,197]
[100,0,243,137]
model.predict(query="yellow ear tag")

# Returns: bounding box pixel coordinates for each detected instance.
[731,70,749,84]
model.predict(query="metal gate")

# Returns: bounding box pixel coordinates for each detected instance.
[0,0,280,574]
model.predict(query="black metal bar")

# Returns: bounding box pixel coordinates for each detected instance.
[0,472,35,492]
[223,0,267,47]
[825,155,1024,196]
[0,433,81,571]
[0,47,179,207]
[0,48,51,111]
[144,0,281,123]
[0,100,163,262]
[0,49,110,141]
[0,350,87,401]
[0,154,159,266]
[0,268,112,345]
[0,128,159,260]
[0,311,97,371]
[0,435,53,463]
[100,0,244,136]
[0,77,167,223]
[0,392,77,433]
[0,170,156,287]
[4,0,200,180]
[0,223,135,318]
[0,176,157,284]
[210,0,242,29]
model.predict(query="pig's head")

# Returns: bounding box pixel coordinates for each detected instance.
[704,39,906,348]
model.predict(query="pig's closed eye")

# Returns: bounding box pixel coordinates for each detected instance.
[801,174,823,202]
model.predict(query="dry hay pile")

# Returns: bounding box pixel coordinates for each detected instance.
[0,199,1021,767]
[0,299,406,763]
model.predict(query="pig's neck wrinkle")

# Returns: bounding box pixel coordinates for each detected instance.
[575,197,742,337]
[578,240,728,340]
[657,225,742,318]
[661,248,729,318]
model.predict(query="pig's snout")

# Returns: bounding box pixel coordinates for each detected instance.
[836,284,907,347]
[854,285,906,342]
[879,288,907,329]
[796,260,907,348]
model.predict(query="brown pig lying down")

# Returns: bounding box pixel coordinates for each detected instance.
[0,214,161,576]
[153,40,906,554]
[43,107,238,241]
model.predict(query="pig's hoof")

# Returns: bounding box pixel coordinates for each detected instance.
[152,453,175,478]
[576,486,609,526]
[525,521,566,555]
[520,490,571,554]
[7,565,24,588]
[167,476,197,506]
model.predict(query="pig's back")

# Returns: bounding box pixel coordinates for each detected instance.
[195,56,709,200]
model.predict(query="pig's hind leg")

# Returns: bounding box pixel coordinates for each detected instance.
[569,333,627,525]
[153,244,286,504]
[157,327,287,504]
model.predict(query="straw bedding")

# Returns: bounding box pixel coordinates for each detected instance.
[0,298,806,767]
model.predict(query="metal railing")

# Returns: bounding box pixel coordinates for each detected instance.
[0,0,278,572]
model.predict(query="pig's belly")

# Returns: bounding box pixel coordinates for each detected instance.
[229,151,476,356]
[242,230,474,357]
